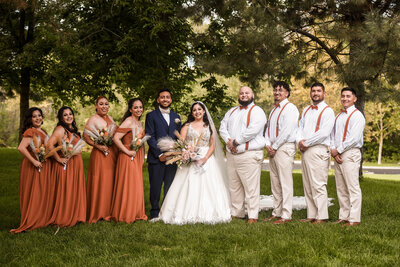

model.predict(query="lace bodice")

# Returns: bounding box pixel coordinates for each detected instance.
[186,124,211,147]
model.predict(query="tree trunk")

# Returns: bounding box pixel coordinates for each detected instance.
[19,67,31,141]
[378,115,384,165]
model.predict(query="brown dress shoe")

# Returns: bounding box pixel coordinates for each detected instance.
[312,219,326,224]
[332,219,348,224]
[247,219,258,224]
[299,218,315,222]
[263,215,280,222]
[341,222,361,227]
[273,218,292,225]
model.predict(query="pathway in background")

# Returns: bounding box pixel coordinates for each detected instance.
[262,160,400,175]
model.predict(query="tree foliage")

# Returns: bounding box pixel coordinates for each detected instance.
[197,75,234,127]
[364,100,400,164]
[0,0,197,137]
[188,0,400,113]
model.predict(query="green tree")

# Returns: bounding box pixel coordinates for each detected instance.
[0,0,197,137]
[189,0,400,113]
[198,75,234,124]
[0,0,112,138]
[73,0,197,108]
[365,101,400,164]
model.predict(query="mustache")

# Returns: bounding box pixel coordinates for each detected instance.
[238,97,254,106]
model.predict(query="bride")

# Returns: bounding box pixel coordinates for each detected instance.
[155,101,231,224]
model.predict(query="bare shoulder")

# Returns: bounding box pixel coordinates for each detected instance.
[85,115,97,126]
[180,123,189,134]
[107,115,115,123]
[52,126,65,137]
[181,123,189,130]
[119,117,133,128]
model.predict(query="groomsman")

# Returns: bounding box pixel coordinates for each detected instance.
[145,89,181,219]
[220,86,267,224]
[264,81,299,224]
[297,82,335,224]
[330,87,365,226]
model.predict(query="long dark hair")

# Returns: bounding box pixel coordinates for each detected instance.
[56,106,81,137]
[22,107,44,133]
[184,102,213,135]
[121,98,144,123]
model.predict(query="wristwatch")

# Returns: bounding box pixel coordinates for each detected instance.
[233,139,239,147]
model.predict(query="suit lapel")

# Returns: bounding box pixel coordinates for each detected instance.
[169,112,176,136]
[155,108,169,129]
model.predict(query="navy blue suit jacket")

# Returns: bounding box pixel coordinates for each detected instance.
[145,108,181,164]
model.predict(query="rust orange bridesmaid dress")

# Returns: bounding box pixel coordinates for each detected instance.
[10,128,54,233]
[110,128,147,223]
[49,127,86,227]
[86,117,118,223]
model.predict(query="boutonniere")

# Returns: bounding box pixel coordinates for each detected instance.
[174,118,181,124]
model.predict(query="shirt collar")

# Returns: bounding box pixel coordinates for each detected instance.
[277,98,289,107]
[159,106,170,113]
[315,101,326,108]
[344,105,356,113]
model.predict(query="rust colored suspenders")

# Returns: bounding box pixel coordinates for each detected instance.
[303,105,329,132]
[334,108,358,142]
[315,106,329,132]
[275,102,290,137]
[267,102,290,138]
[342,109,358,142]
[229,105,256,150]
[245,105,256,150]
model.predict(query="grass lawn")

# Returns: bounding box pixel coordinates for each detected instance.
[1,148,399,266]
[363,174,400,182]
[363,162,400,167]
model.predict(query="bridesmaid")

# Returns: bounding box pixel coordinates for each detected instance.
[48,106,86,227]
[10,108,53,233]
[83,96,118,223]
[110,98,147,223]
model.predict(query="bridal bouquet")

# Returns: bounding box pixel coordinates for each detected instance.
[130,126,150,161]
[84,124,116,155]
[157,130,201,167]
[61,135,85,170]
[29,134,49,172]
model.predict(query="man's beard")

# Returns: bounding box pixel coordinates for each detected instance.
[238,97,254,107]
[159,103,171,109]
[312,97,324,105]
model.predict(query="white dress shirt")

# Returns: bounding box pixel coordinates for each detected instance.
[330,105,365,154]
[296,101,335,147]
[159,106,170,126]
[220,102,267,153]
[265,98,299,150]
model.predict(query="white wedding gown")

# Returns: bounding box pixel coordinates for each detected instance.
[156,124,231,225]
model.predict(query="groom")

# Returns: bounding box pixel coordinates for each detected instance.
[145,88,181,219]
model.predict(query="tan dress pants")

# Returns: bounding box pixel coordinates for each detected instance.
[227,150,264,219]
[269,143,296,220]
[301,145,330,220]
[334,148,362,223]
